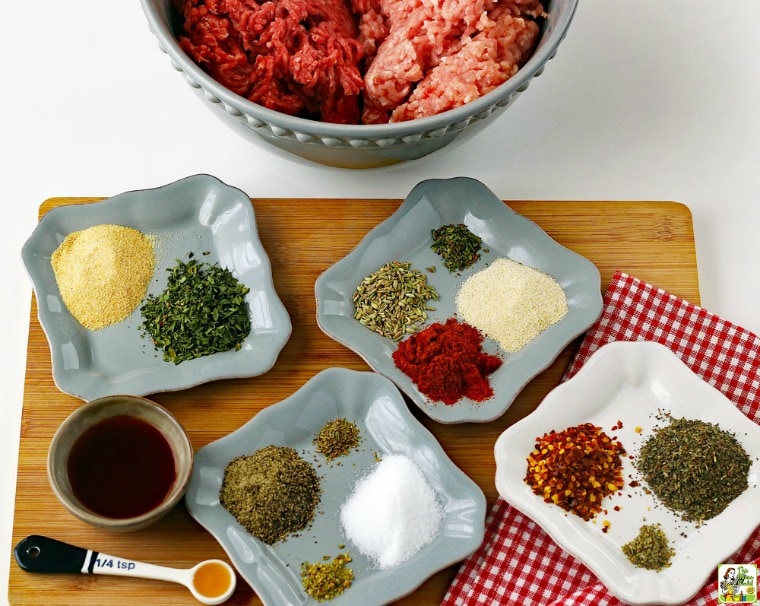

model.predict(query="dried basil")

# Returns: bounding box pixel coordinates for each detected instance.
[635,417,751,522]
[430,224,482,272]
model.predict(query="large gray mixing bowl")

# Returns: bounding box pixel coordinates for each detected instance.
[140,0,578,168]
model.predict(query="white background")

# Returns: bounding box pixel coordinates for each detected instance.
[2,1,759,603]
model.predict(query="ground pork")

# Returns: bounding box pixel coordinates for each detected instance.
[174,0,544,124]
[362,0,543,123]
[388,10,540,122]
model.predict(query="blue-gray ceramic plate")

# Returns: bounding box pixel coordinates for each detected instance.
[185,367,486,606]
[21,174,291,401]
[315,177,603,423]
[495,341,760,605]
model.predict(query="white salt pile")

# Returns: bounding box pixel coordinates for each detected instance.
[339,453,444,569]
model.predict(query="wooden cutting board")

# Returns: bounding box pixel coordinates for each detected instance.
[9,198,699,606]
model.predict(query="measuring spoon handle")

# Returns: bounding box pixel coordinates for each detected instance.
[15,535,90,574]
[14,534,185,584]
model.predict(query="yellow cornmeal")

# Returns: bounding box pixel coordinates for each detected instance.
[51,224,155,330]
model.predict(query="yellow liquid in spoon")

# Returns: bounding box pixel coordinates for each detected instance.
[193,560,234,599]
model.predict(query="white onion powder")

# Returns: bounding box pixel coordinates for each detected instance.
[339,453,444,569]
[456,257,568,353]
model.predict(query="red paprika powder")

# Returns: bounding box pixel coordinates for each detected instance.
[392,318,502,405]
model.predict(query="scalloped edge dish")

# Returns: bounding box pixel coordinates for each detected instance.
[185,367,486,606]
[139,0,579,168]
[315,177,603,423]
[21,174,292,401]
[494,340,760,605]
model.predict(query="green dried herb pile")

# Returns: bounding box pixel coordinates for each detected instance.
[635,417,751,522]
[300,552,354,601]
[352,261,439,341]
[219,445,321,545]
[430,223,482,272]
[622,524,675,571]
[314,418,361,461]
[140,257,251,364]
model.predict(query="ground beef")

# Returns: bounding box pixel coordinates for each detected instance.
[175,0,365,123]
[175,0,544,124]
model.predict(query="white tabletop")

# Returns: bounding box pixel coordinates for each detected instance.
[3,1,759,602]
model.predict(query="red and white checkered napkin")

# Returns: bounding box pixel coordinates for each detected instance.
[442,271,760,606]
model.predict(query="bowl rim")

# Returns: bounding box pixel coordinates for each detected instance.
[139,0,579,137]
[47,394,194,530]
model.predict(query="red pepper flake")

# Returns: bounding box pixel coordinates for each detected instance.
[524,422,627,521]
[392,318,502,405]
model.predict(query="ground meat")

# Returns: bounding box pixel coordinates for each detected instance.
[388,10,540,122]
[363,0,542,123]
[175,0,544,124]
[349,0,387,60]
[175,0,365,123]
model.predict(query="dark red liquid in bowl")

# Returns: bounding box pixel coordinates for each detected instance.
[67,415,176,519]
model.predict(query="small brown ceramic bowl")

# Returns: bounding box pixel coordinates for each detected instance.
[47,395,194,532]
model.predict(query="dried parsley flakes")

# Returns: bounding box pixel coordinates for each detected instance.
[635,417,751,522]
[140,257,251,364]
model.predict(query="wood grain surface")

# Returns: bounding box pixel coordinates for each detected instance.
[9,197,700,606]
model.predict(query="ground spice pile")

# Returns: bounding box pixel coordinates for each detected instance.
[392,318,502,404]
[219,445,321,545]
[300,553,354,602]
[635,417,751,522]
[353,261,439,341]
[456,257,568,353]
[525,422,626,521]
[51,224,155,330]
[622,524,675,571]
[140,257,251,364]
[314,418,361,461]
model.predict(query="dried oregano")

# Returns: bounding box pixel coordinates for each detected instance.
[301,553,354,601]
[622,524,675,571]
